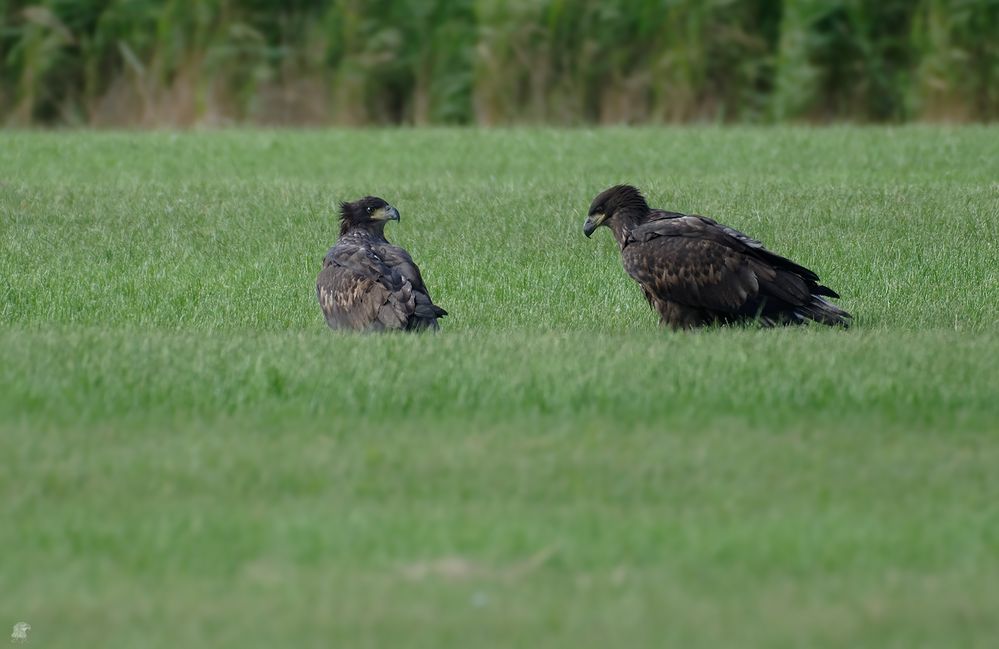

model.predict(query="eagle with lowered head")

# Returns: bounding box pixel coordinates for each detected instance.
[317,196,446,332]
[583,185,851,330]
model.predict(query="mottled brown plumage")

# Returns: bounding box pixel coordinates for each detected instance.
[583,185,851,330]
[317,196,446,332]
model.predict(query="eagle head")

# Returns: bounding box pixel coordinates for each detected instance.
[583,185,650,237]
[339,196,400,235]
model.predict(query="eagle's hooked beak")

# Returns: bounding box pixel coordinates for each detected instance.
[372,205,401,221]
[583,212,606,238]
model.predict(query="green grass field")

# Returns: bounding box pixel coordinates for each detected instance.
[2,127,998,647]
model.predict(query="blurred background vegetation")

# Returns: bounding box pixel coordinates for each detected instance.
[0,0,996,127]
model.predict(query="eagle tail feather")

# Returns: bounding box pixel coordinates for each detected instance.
[413,303,447,319]
[812,284,840,299]
[793,296,852,327]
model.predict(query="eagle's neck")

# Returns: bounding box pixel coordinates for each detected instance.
[608,209,648,248]
[341,222,389,240]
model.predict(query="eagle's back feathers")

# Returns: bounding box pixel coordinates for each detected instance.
[317,231,445,332]
[618,206,850,330]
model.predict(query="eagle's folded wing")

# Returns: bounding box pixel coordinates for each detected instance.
[623,236,762,314]
[317,241,414,331]
[625,215,849,327]
[327,243,402,290]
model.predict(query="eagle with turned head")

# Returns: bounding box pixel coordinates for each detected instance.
[583,185,851,330]
[317,196,446,331]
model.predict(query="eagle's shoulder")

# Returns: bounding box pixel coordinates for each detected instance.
[626,211,698,245]
[627,211,767,255]
[324,233,405,291]
[372,241,415,267]
[323,233,363,265]
[371,241,430,291]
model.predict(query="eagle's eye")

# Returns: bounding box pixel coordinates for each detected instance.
[366,206,373,214]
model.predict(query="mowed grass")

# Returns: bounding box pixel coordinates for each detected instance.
[1,127,998,648]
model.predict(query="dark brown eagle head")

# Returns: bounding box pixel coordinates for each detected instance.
[339,196,400,236]
[583,185,651,238]
[583,185,650,237]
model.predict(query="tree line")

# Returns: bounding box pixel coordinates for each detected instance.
[1,0,996,126]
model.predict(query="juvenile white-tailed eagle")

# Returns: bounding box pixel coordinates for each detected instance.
[317,196,446,331]
[583,185,851,329]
